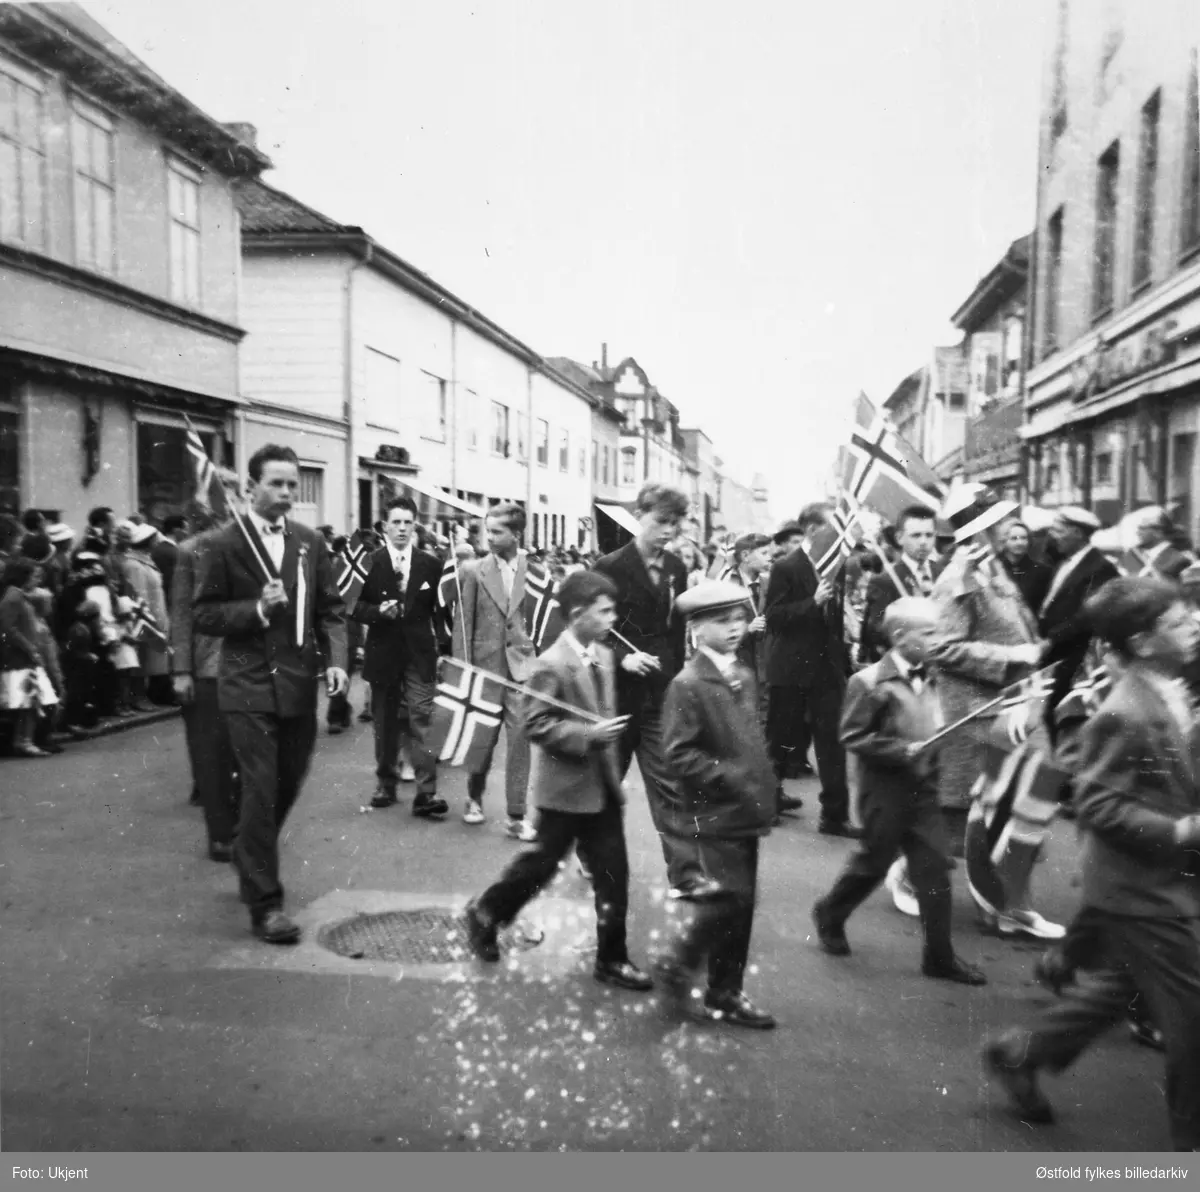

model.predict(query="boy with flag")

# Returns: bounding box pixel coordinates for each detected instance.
[464,571,653,994]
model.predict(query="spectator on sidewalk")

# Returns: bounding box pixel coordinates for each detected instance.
[0,558,56,758]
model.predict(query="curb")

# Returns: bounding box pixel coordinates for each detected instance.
[58,706,181,743]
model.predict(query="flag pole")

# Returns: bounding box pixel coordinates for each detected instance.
[841,488,909,600]
[913,663,1059,753]
[454,658,606,724]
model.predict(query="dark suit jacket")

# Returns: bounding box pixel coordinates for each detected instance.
[763,545,840,688]
[661,651,776,840]
[1038,546,1120,691]
[999,553,1053,615]
[1074,668,1200,919]
[840,651,943,801]
[592,541,687,704]
[351,546,442,685]
[524,635,622,815]
[152,538,179,609]
[168,533,222,679]
[860,557,947,663]
[193,518,347,717]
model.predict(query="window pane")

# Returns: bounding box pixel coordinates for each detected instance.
[0,76,15,138]
[0,140,18,240]
[71,115,89,174]
[184,177,199,226]
[93,184,113,271]
[16,85,39,150]
[20,147,43,247]
[167,170,182,220]
[74,179,92,265]
[91,124,112,184]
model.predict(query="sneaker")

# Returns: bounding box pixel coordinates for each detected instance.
[463,800,485,826]
[399,761,416,783]
[885,859,921,918]
[997,910,1066,941]
[505,817,538,842]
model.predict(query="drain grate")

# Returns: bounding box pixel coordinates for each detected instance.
[318,908,541,965]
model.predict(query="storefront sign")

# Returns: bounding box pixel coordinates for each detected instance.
[1070,315,1178,403]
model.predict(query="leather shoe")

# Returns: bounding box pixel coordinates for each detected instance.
[923,955,987,986]
[818,819,862,839]
[370,788,398,809]
[208,841,234,863]
[984,1036,1054,1124]
[668,876,724,902]
[464,902,500,963]
[812,904,851,956]
[594,960,654,992]
[776,791,803,815]
[252,910,300,945]
[412,795,449,818]
[327,723,344,736]
[703,990,776,1030]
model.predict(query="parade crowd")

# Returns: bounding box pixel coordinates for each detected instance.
[3,446,1199,1152]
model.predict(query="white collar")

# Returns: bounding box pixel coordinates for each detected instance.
[698,645,738,677]
[889,650,913,679]
[494,552,519,570]
[902,554,931,575]
[562,630,596,663]
[250,510,286,536]
[387,540,413,565]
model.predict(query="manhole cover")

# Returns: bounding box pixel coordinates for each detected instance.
[318,909,541,964]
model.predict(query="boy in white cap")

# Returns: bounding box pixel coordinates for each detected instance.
[659,579,777,1029]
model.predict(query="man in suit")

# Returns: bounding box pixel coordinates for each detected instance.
[193,444,348,944]
[1039,507,1120,723]
[986,576,1200,1151]
[170,513,239,862]
[813,598,986,985]
[450,503,537,839]
[592,483,697,890]
[764,503,857,837]
[352,497,446,817]
[860,505,943,664]
[464,571,653,993]
[1131,506,1193,580]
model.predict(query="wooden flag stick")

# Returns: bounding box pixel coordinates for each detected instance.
[448,658,609,724]
[913,663,1059,753]
[840,488,909,599]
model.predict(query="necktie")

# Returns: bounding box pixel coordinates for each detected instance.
[918,565,933,596]
[395,554,406,595]
[585,656,604,706]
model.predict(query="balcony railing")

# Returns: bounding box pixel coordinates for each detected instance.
[963,395,1023,476]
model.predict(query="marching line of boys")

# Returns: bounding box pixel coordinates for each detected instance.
[169,443,1199,1147]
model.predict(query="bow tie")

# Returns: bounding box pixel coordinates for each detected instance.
[908,665,927,682]
[261,523,283,535]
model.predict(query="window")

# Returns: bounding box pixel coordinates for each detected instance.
[1044,207,1064,354]
[592,439,599,482]
[947,392,966,412]
[603,446,611,486]
[579,446,587,477]
[364,347,401,430]
[516,412,528,461]
[536,419,549,467]
[1049,0,1068,142]
[491,401,509,456]
[621,452,636,485]
[0,405,18,517]
[71,101,115,274]
[419,371,447,441]
[1133,92,1159,290]
[167,160,201,306]
[465,389,479,450]
[1094,451,1113,486]
[1093,142,1120,317]
[0,65,45,250]
[559,429,569,472]
[1183,51,1200,257]
[293,466,324,526]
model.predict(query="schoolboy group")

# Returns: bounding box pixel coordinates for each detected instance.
[180,443,1199,1152]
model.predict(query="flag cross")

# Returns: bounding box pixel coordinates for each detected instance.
[432,665,504,766]
[849,426,907,498]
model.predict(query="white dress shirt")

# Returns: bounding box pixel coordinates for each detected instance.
[250,511,286,572]
[561,629,597,667]
[699,645,739,681]
[495,552,518,601]
[902,554,935,594]
[387,541,414,593]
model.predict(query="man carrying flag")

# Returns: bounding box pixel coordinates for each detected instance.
[450,503,538,840]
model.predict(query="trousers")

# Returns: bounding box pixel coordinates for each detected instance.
[225,710,317,919]
[371,670,437,796]
[184,677,239,846]
[467,690,530,818]
[767,682,848,822]
[477,800,631,965]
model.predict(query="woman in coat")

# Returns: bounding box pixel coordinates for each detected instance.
[122,523,170,707]
[930,486,1062,942]
[0,558,56,757]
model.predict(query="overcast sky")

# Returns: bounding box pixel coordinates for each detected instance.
[85,0,1050,516]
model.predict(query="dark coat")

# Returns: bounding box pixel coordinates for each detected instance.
[192,518,347,717]
[0,586,42,670]
[1038,546,1120,694]
[860,557,948,663]
[840,651,943,802]
[1073,668,1200,920]
[351,546,443,686]
[661,651,776,841]
[762,545,840,688]
[592,541,687,704]
[152,538,179,608]
[998,553,1053,616]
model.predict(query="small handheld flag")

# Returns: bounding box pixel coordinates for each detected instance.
[426,657,506,769]
[524,559,565,652]
[183,417,229,519]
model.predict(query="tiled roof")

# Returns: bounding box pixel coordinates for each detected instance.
[233,179,354,235]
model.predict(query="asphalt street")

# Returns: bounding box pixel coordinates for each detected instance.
[0,702,1176,1152]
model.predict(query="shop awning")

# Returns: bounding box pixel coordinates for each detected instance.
[595,502,642,536]
[363,459,486,521]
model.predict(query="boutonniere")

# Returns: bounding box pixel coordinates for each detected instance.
[728,674,742,693]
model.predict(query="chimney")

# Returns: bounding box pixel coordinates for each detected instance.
[601,343,608,370]
[224,122,258,148]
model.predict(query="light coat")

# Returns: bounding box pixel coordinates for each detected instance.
[450,552,536,683]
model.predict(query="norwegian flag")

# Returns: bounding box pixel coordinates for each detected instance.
[809,496,863,580]
[524,559,565,652]
[426,658,505,768]
[122,596,165,644]
[1053,664,1113,727]
[437,557,461,638]
[994,669,1056,745]
[333,530,374,610]
[184,416,229,519]
[837,392,946,524]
